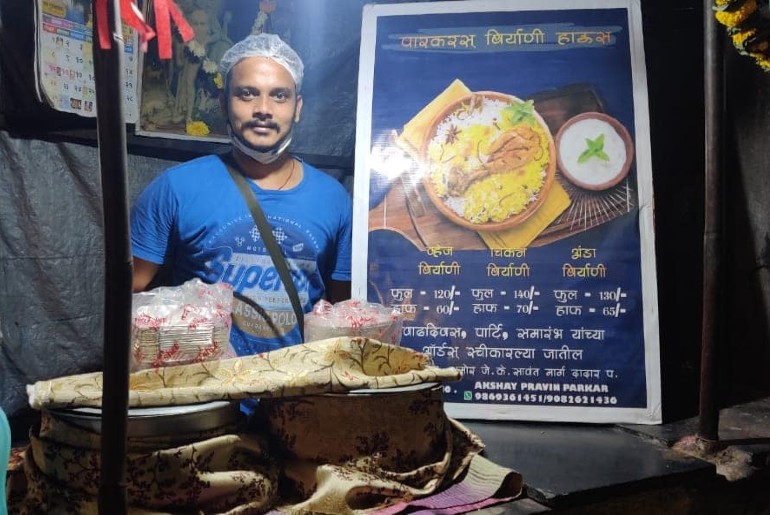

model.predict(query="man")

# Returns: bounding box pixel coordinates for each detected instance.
[131,33,353,356]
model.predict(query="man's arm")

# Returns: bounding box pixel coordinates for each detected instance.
[326,279,351,304]
[133,257,160,292]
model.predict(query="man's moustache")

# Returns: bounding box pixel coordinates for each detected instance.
[245,122,280,131]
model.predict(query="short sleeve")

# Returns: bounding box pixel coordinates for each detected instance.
[330,191,353,282]
[130,174,178,265]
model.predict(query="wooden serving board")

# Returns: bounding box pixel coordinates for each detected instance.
[368,83,635,250]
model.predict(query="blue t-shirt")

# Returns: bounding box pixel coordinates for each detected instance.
[130,154,353,355]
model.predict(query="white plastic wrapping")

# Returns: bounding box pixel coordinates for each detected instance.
[131,278,235,370]
[304,299,403,345]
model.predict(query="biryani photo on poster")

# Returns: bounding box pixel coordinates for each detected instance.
[421,91,556,231]
[137,0,277,141]
[367,79,638,252]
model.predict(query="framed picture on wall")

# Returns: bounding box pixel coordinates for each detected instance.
[135,0,279,142]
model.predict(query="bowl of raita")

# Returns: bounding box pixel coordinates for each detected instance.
[555,112,634,191]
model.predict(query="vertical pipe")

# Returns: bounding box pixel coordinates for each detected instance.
[699,0,723,445]
[92,1,132,512]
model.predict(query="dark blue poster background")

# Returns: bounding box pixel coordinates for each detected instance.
[355,1,660,423]
[370,9,634,142]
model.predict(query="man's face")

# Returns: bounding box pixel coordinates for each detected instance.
[222,57,303,153]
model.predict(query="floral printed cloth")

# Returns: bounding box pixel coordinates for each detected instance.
[10,338,523,513]
[258,385,522,514]
[9,413,277,513]
[27,337,461,409]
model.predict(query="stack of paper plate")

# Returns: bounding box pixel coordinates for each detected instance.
[132,323,230,369]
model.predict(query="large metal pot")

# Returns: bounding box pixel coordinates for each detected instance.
[48,401,241,438]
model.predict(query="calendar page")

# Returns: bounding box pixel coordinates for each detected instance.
[35,0,140,122]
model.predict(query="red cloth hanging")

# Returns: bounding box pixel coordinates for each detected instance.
[153,0,194,59]
[95,0,193,59]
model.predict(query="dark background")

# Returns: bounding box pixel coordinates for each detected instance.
[1,0,768,427]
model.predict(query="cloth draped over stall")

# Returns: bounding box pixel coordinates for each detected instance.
[9,337,523,513]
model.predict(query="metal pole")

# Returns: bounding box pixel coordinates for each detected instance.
[93,0,132,512]
[698,0,723,446]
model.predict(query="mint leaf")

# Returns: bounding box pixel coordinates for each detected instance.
[577,148,594,164]
[577,134,609,163]
[589,133,605,151]
[503,100,535,125]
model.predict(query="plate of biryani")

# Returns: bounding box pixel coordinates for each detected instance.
[421,91,556,231]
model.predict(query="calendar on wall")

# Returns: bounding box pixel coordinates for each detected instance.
[34,0,140,122]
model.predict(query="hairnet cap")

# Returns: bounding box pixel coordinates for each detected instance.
[219,33,304,92]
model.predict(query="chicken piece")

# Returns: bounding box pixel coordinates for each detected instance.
[484,125,541,174]
[444,125,542,196]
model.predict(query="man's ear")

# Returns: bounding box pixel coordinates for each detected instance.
[294,94,303,123]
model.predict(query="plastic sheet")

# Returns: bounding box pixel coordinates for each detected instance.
[305,299,403,345]
[131,278,235,370]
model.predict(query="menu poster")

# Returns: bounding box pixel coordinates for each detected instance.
[352,0,661,423]
[35,0,140,122]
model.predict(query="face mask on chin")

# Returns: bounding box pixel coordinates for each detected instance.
[228,124,293,165]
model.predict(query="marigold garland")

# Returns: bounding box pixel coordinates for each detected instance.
[183,39,223,95]
[251,0,276,35]
[714,0,770,70]
[186,120,210,136]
